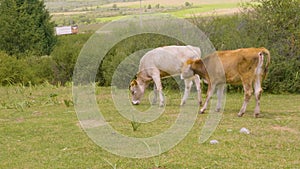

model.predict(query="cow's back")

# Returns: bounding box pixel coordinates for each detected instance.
[139,45,201,77]
[217,48,263,84]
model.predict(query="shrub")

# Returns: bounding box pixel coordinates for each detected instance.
[51,33,92,84]
[192,0,300,93]
[99,33,184,88]
[0,51,54,85]
[242,0,300,93]
[0,0,56,57]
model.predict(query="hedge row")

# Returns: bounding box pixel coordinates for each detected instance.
[0,0,299,93]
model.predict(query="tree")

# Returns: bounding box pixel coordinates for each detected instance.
[243,0,300,93]
[0,0,56,57]
[185,2,191,7]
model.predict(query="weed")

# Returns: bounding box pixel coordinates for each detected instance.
[63,99,73,107]
[130,115,141,131]
[43,93,59,105]
[102,158,119,169]
[14,101,30,112]
[131,120,141,131]
[144,141,163,168]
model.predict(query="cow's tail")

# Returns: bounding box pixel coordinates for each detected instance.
[261,48,271,80]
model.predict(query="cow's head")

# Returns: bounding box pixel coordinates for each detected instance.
[181,59,195,79]
[129,79,144,105]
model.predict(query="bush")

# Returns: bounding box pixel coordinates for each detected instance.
[0,0,56,57]
[1,0,298,93]
[99,33,185,88]
[242,0,300,93]
[192,0,300,93]
[51,33,92,84]
[0,51,54,85]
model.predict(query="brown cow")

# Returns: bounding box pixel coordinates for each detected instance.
[181,47,270,117]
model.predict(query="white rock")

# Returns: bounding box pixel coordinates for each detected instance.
[210,140,219,144]
[240,127,250,134]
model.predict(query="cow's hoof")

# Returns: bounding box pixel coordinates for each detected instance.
[180,101,185,106]
[237,112,244,117]
[199,109,205,114]
[254,113,260,118]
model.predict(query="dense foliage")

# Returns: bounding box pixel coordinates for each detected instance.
[0,0,56,57]
[99,34,184,87]
[0,0,299,93]
[0,33,90,85]
[0,51,54,85]
[194,0,300,93]
[51,33,91,84]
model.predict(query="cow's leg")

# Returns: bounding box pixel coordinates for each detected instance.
[193,75,202,106]
[152,75,164,107]
[254,76,263,118]
[180,79,193,106]
[253,53,264,117]
[238,81,253,117]
[216,83,225,112]
[151,83,158,105]
[200,82,215,114]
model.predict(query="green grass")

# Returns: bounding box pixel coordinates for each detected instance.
[168,3,240,18]
[50,1,246,26]
[95,15,127,23]
[0,85,299,168]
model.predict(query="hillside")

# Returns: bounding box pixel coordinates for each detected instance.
[48,0,251,28]
[45,0,139,12]
[45,0,250,12]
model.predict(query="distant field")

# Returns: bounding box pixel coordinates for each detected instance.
[167,3,241,18]
[0,85,299,168]
[50,3,250,29]
[95,15,127,23]
[49,0,252,28]
[101,0,250,8]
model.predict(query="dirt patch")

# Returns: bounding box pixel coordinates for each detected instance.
[272,126,299,134]
[15,118,25,123]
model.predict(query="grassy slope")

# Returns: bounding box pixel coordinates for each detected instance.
[49,0,251,26]
[100,0,250,7]
[0,86,299,168]
[167,3,240,18]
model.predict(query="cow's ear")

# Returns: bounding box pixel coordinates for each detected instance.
[194,59,204,67]
[130,79,138,86]
[186,59,194,65]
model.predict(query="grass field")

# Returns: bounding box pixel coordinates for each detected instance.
[100,0,250,8]
[0,85,299,168]
[49,0,251,26]
[167,3,240,18]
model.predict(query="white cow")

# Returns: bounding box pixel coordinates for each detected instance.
[129,45,202,107]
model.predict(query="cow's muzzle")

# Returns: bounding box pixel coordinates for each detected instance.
[132,100,140,105]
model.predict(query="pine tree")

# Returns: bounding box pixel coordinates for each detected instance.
[0,0,56,57]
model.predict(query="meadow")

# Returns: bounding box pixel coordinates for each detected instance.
[1,0,299,168]
[49,0,250,26]
[0,85,299,168]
